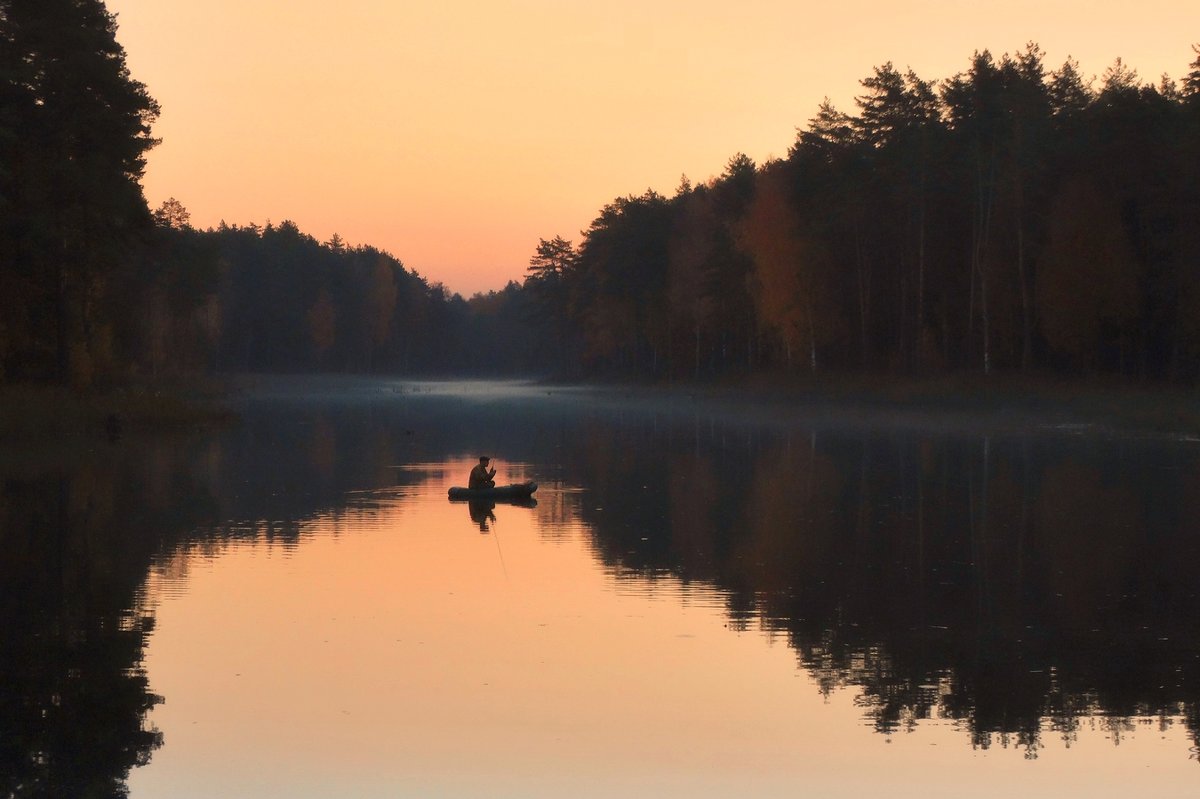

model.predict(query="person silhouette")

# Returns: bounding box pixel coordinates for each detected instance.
[468,456,496,489]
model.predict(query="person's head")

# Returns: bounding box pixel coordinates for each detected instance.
[479,456,490,465]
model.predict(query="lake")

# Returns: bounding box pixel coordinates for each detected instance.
[3,377,1199,797]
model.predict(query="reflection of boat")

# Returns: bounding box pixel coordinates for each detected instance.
[459,495,538,509]
[456,494,537,532]
[447,481,538,501]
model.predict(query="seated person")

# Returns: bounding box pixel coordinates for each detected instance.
[468,456,496,489]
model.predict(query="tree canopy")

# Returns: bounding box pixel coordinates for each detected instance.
[3,14,1198,385]
[0,0,160,384]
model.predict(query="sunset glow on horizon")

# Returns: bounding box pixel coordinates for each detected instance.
[106,0,1198,296]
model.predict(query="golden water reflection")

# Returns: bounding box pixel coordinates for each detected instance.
[127,458,1199,799]
[6,380,1200,796]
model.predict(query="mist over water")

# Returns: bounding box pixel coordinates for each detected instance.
[4,378,1199,797]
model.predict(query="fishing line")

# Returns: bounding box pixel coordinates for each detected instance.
[491,511,509,581]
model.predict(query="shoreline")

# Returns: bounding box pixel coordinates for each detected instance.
[538,372,1200,439]
[2,372,1197,443]
[0,378,237,443]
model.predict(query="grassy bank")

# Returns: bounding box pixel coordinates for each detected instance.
[0,378,236,442]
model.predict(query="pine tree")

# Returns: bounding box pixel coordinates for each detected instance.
[0,0,160,383]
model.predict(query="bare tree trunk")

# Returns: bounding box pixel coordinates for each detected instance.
[666,316,672,380]
[855,232,870,369]
[807,299,818,375]
[916,179,927,369]
[972,144,996,375]
[980,260,990,376]
[1017,221,1032,371]
[56,257,70,381]
[1012,124,1033,373]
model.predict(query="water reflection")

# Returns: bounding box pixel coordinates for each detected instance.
[455,497,538,533]
[3,379,1200,796]
[560,418,1200,757]
[0,438,219,797]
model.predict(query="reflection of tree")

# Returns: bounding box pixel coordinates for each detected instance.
[0,608,161,796]
[666,436,721,579]
[10,385,1200,786]
[0,458,175,796]
[316,386,1200,759]
[0,395,464,794]
[564,417,1200,756]
[529,486,577,541]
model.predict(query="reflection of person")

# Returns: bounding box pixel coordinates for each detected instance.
[469,456,496,489]
[468,499,497,532]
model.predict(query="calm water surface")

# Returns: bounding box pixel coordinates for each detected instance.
[4,378,1199,797]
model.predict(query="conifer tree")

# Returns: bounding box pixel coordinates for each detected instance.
[0,0,159,383]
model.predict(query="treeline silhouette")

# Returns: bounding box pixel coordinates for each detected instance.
[3,2,1199,385]
[520,44,1200,381]
[147,215,480,375]
[1,0,160,386]
[0,1,527,384]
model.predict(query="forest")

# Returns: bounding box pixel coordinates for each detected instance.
[3,1,1200,387]
[520,46,1200,382]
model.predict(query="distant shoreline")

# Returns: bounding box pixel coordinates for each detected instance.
[510,371,1196,440]
[3,372,1197,443]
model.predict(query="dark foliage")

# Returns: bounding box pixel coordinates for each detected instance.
[0,0,160,385]
[507,44,1200,382]
[3,12,1198,384]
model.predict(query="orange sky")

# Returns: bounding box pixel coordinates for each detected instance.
[106,0,1199,296]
